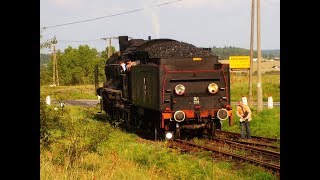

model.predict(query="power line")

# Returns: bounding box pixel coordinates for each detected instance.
[43,0,184,29]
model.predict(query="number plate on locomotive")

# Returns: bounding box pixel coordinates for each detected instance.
[193,97,200,104]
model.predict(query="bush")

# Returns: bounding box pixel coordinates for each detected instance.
[40,95,68,147]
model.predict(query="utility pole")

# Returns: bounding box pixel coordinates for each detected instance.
[108,38,112,59]
[52,37,59,86]
[257,0,263,112]
[248,0,255,107]
[52,43,56,86]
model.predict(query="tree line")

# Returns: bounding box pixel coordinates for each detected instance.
[211,46,280,60]
[40,45,115,85]
[40,44,279,86]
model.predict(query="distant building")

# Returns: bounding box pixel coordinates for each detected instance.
[253,58,257,62]
[274,57,280,61]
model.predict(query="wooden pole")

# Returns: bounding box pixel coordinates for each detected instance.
[248,0,255,107]
[257,0,263,112]
[52,44,56,86]
[108,38,112,59]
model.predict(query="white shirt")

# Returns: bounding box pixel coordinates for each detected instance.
[120,63,126,71]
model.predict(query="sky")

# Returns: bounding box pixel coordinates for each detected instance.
[40,0,280,53]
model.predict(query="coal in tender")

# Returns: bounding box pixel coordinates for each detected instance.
[142,41,212,58]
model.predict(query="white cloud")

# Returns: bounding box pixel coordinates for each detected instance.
[175,0,225,8]
[155,0,240,9]
[156,0,279,9]
[50,0,86,8]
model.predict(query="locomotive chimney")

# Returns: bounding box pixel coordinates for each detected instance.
[148,36,151,40]
[118,36,129,52]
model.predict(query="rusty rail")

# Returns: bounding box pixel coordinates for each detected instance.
[173,139,280,173]
[214,137,279,150]
[211,137,280,158]
[216,130,280,143]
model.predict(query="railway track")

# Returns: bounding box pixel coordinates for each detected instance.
[216,130,280,144]
[211,137,280,156]
[214,136,280,150]
[169,139,280,174]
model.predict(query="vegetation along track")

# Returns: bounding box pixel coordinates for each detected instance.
[169,139,280,174]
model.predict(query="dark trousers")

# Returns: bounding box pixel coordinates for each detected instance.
[240,120,251,139]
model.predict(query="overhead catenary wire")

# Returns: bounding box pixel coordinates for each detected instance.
[42,0,184,29]
[40,38,119,53]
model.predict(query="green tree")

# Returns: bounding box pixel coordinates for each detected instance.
[101,46,116,59]
[211,46,278,60]
[52,45,106,85]
[40,54,51,64]
[40,64,51,85]
[40,28,57,85]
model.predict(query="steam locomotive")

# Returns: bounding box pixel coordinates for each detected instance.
[96,36,231,140]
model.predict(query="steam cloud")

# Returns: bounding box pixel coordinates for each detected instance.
[143,0,160,38]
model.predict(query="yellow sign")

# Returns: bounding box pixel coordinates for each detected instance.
[193,57,202,61]
[229,56,250,69]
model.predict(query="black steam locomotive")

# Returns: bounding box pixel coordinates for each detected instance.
[96,36,231,140]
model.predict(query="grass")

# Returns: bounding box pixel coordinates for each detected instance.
[230,74,280,102]
[40,102,279,180]
[40,84,99,101]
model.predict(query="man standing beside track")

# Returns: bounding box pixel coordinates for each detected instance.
[236,100,252,140]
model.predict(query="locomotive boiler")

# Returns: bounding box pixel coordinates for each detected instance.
[96,36,231,140]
